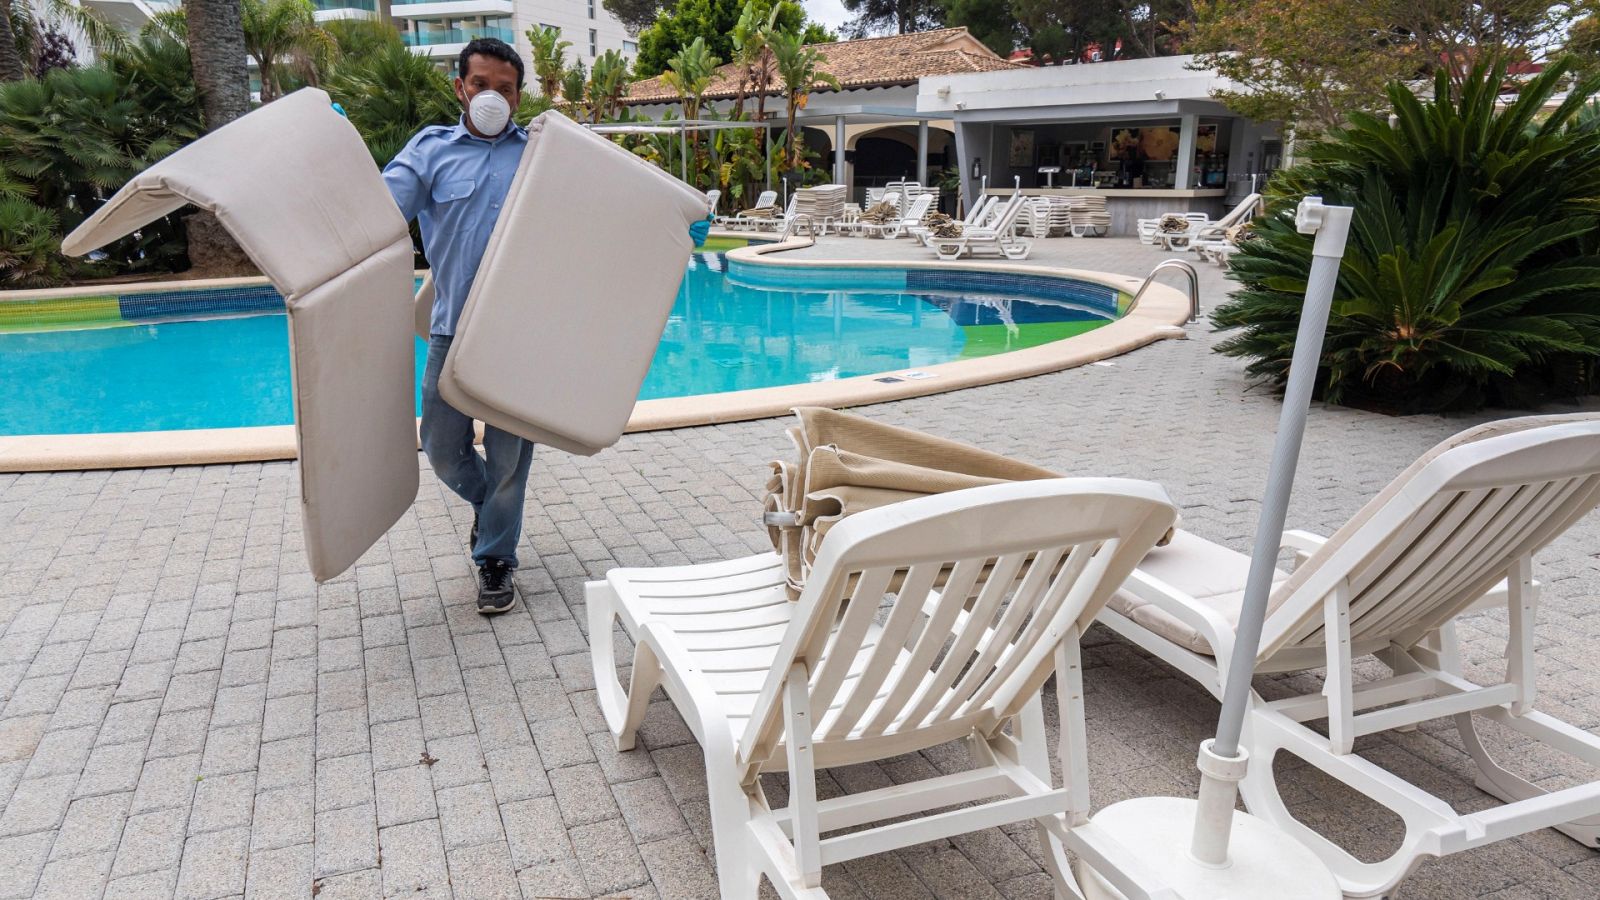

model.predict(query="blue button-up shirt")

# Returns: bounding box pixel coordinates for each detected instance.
[383,117,527,336]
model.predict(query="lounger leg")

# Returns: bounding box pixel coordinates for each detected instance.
[704,746,765,899]
[1456,712,1600,847]
[1237,708,1440,898]
[1018,688,1082,900]
[584,581,661,751]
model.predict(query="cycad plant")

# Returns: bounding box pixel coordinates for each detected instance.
[1213,58,1600,412]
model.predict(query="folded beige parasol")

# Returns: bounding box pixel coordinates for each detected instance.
[763,407,1063,596]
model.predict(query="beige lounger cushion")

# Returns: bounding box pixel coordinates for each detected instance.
[61,89,419,583]
[438,111,708,456]
[1112,412,1600,656]
[1104,531,1289,655]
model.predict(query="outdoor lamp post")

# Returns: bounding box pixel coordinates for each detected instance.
[1076,197,1353,900]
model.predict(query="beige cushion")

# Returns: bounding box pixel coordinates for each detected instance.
[287,240,420,579]
[61,89,419,583]
[1106,530,1288,655]
[438,111,708,456]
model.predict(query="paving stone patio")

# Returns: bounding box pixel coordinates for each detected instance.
[2,236,1598,899]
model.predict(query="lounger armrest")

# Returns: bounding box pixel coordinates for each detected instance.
[1121,569,1239,679]
[1280,529,1328,569]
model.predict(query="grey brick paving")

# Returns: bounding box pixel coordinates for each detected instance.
[2,237,1600,898]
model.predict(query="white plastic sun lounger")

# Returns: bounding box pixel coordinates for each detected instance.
[1160,193,1261,251]
[718,190,779,230]
[589,479,1180,899]
[859,193,933,239]
[909,195,999,246]
[1137,211,1208,246]
[927,193,1031,261]
[1096,414,1600,898]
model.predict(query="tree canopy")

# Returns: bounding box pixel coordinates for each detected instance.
[839,0,944,37]
[634,0,831,78]
[1189,0,1572,135]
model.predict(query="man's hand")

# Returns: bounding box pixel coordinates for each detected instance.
[688,216,711,246]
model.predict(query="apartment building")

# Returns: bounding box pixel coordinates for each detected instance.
[395,0,637,75]
[90,0,636,83]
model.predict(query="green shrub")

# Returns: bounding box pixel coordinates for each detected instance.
[1214,58,1600,412]
[0,29,201,287]
[325,39,457,166]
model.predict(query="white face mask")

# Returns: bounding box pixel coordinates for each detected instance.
[467,90,510,136]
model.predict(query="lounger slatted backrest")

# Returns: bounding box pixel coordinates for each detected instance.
[730,478,1178,783]
[966,195,998,227]
[900,193,934,223]
[1260,417,1600,660]
[986,193,1028,235]
[753,190,778,209]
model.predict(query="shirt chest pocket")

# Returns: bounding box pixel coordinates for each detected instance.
[432,178,476,204]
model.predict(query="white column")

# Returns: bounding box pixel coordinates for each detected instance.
[834,116,847,187]
[1175,113,1198,190]
[953,122,972,214]
[916,120,928,185]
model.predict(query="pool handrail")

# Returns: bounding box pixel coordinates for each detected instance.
[1128,258,1199,324]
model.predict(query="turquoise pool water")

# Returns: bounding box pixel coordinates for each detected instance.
[0,256,1118,436]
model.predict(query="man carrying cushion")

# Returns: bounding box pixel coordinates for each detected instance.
[383,37,711,614]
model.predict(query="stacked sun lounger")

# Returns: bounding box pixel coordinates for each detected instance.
[1021,197,1074,237]
[1065,195,1111,237]
[792,184,847,226]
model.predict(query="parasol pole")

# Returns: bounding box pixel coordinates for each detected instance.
[1076,197,1352,900]
[1188,195,1354,865]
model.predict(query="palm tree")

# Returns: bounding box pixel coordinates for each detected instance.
[1,0,128,82]
[242,0,334,102]
[326,38,457,163]
[729,2,778,122]
[526,24,570,99]
[0,2,25,82]
[185,0,251,130]
[769,29,836,170]
[585,49,629,124]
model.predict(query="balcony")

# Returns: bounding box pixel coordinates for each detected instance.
[389,0,514,19]
[81,0,173,32]
[402,25,515,48]
[311,0,379,19]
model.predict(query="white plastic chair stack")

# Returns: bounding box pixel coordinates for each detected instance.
[1098,414,1600,898]
[588,478,1180,898]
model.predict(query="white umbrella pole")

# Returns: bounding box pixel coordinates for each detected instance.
[1188,196,1354,865]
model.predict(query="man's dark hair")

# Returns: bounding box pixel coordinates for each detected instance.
[458,38,525,90]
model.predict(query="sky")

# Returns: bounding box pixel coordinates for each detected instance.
[803,0,853,32]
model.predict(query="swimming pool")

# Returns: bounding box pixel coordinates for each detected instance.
[0,257,1121,436]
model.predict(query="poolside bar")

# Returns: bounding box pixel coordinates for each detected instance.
[917,55,1282,234]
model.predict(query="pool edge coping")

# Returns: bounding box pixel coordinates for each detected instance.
[0,239,1190,472]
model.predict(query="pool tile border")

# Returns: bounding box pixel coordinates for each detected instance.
[0,241,1188,472]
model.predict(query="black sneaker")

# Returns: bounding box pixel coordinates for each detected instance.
[469,510,479,551]
[476,560,515,614]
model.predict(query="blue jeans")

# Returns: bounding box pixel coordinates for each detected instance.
[420,334,534,568]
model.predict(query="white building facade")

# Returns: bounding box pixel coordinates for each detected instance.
[85,0,635,82]
[395,0,637,74]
